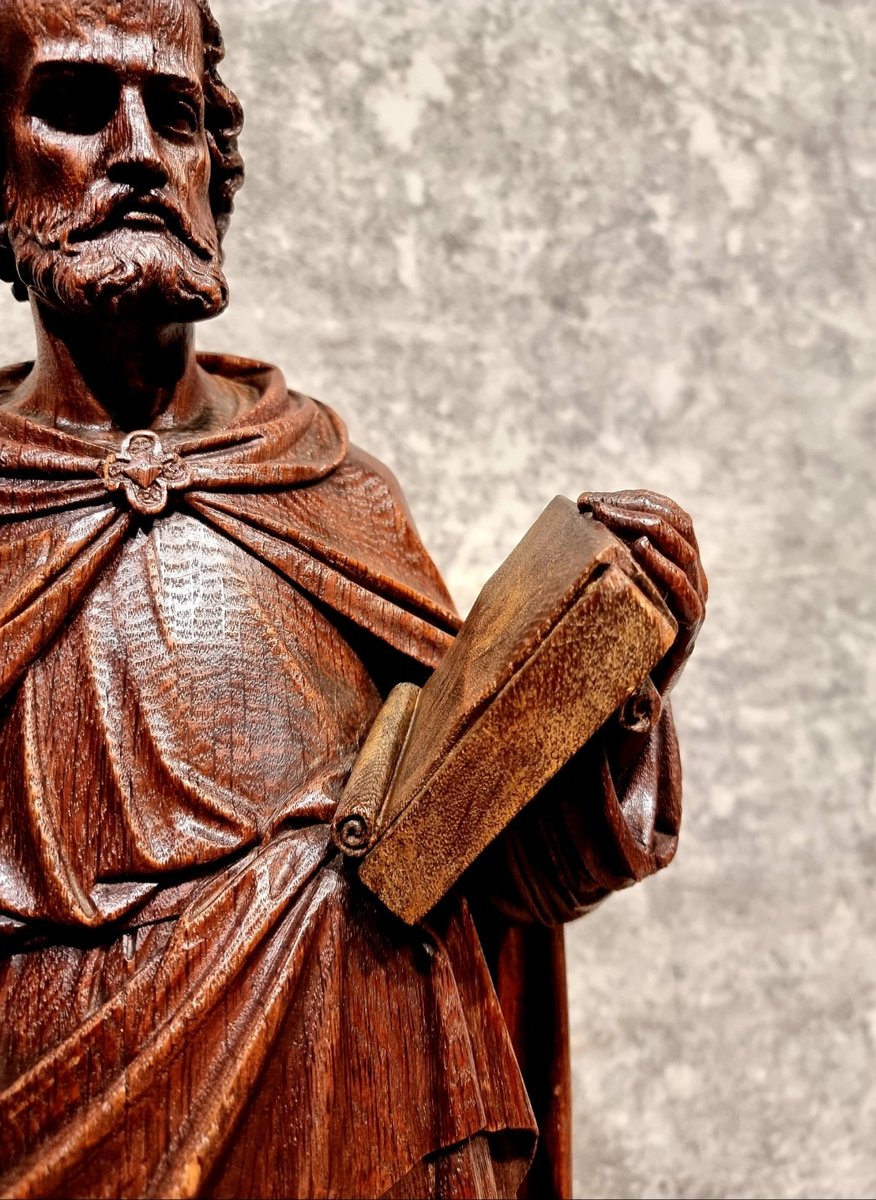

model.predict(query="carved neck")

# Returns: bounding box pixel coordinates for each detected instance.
[14,301,234,435]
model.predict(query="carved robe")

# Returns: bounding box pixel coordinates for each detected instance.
[0,355,681,1199]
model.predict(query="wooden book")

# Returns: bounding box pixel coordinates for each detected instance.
[332,496,677,924]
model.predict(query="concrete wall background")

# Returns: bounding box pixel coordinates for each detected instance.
[0,1,873,1196]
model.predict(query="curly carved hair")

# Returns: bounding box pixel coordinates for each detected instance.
[194,0,245,242]
[0,0,245,301]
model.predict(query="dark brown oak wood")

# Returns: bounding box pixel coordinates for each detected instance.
[0,3,707,1198]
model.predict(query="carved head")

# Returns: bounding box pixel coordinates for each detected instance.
[0,0,244,321]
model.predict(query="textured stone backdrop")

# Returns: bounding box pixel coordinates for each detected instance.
[0,2,873,1197]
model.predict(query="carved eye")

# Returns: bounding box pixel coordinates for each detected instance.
[29,65,119,136]
[146,85,201,139]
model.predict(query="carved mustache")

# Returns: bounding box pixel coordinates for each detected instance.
[55,190,216,262]
[70,191,215,260]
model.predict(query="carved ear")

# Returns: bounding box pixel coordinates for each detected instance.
[0,221,28,302]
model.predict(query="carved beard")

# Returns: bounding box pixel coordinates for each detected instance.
[1,181,228,322]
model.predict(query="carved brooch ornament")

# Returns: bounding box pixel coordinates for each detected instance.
[102,430,192,514]
[0,0,706,1193]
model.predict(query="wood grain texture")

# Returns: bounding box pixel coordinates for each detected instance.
[0,2,707,1197]
[353,500,677,924]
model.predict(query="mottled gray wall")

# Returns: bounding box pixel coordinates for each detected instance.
[1,1,873,1197]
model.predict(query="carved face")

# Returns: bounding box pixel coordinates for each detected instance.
[0,0,228,321]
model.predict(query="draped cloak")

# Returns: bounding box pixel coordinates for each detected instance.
[0,355,682,1200]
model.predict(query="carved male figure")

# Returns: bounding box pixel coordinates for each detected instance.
[0,2,706,1197]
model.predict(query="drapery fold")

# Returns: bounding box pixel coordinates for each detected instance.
[0,354,538,1198]
[0,353,680,1198]
[0,354,459,710]
[0,828,536,1200]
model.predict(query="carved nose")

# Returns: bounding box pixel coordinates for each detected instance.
[106,87,169,191]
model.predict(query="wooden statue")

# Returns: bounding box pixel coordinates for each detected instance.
[0,2,707,1197]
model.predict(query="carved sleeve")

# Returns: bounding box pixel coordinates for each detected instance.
[468,703,682,926]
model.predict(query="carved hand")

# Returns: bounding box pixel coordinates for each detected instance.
[578,489,708,697]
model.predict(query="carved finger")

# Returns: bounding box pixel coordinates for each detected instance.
[695,552,709,605]
[630,536,704,628]
[586,500,699,577]
[581,492,708,606]
[580,489,696,544]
